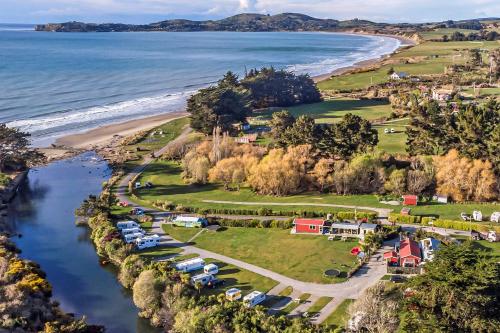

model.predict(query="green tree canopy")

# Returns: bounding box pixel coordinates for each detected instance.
[0,123,45,172]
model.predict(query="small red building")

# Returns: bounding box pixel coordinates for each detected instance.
[292,219,327,234]
[402,195,418,206]
[399,239,422,267]
[383,250,399,265]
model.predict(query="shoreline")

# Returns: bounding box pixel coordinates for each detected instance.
[39,31,415,158]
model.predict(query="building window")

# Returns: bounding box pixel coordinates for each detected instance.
[309,225,316,230]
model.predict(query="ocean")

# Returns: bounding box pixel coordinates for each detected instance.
[0,24,400,146]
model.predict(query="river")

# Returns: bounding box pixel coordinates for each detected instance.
[7,152,157,333]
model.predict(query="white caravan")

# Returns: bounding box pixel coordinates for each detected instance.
[243,291,266,308]
[117,221,139,230]
[203,263,219,275]
[124,232,144,244]
[175,258,205,273]
[121,227,144,236]
[190,273,214,286]
[135,234,160,250]
[490,212,500,223]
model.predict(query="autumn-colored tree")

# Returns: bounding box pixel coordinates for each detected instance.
[312,158,334,192]
[434,150,497,202]
[384,168,407,196]
[208,156,246,190]
[181,150,210,184]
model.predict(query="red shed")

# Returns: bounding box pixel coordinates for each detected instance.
[292,218,326,234]
[399,239,421,267]
[402,195,418,206]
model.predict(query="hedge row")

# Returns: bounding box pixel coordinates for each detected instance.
[388,213,422,224]
[421,217,500,233]
[337,211,377,221]
[209,218,294,229]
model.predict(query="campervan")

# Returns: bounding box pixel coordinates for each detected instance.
[243,291,266,308]
[135,234,160,250]
[124,232,144,244]
[225,288,242,301]
[117,221,139,230]
[490,212,500,223]
[121,227,144,236]
[472,210,483,222]
[203,263,219,275]
[190,273,214,286]
[488,231,499,243]
[175,258,205,273]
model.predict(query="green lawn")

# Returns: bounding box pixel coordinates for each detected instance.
[279,286,293,297]
[419,28,481,41]
[135,246,182,260]
[323,299,355,328]
[161,223,203,242]
[198,258,278,297]
[190,227,360,283]
[279,293,311,315]
[373,118,409,155]
[251,99,392,124]
[462,87,500,98]
[409,202,500,221]
[307,296,333,315]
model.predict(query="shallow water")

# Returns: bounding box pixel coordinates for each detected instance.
[8,152,158,333]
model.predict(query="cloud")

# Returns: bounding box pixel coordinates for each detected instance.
[1,0,500,23]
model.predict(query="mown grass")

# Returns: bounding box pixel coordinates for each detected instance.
[161,223,204,242]
[279,286,293,297]
[419,28,481,41]
[373,118,409,155]
[307,296,333,315]
[190,227,359,284]
[135,246,182,260]
[323,299,355,328]
[279,293,312,315]
[251,98,392,124]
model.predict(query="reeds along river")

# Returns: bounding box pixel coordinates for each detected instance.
[7,152,158,333]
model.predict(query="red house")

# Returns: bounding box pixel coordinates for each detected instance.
[402,195,418,206]
[292,219,328,234]
[399,239,422,267]
[383,250,399,265]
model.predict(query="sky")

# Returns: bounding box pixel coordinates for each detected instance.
[1,0,499,24]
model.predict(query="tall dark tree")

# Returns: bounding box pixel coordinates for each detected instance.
[0,123,45,172]
[268,110,295,145]
[282,115,318,147]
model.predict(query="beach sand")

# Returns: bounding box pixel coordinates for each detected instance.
[53,111,188,150]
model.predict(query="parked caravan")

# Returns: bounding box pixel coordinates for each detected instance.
[121,227,144,236]
[203,263,219,275]
[124,232,144,244]
[472,210,483,222]
[490,212,500,223]
[135,234,160,250]
[225,288,242,301]
[243,291,266,308]
[190,273,214,286]
[117,221,139,230]
[488,231,499,242]
[175,258,205,273]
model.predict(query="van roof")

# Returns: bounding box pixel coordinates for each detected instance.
[243,291,264,300]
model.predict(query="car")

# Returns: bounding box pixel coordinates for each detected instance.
[390,275,407,283]
[130,207,145,215]
[460,212,470,221]
[384,128,389,134]
[117,201,129,207]
[390,128,395,133]
[206,278,225,289]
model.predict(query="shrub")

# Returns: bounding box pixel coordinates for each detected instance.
[336,211,377,221]
[0,173,10,187]
[421,218,500,233]
[388,213,421,224]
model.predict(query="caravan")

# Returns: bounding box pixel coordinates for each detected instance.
[135,234,160,250]
[175,258,205,273]
[121,227,144,236]
[190,273,214,286]
[225,288,242,301]
[124,232,144,244]
[243,291,266,308]
[203,263,219,275]
[117,221,139,230]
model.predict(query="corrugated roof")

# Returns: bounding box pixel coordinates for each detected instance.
[360,223,378,230]
[293,218,325,226]
[173,216,204,223]
[331,222,359,230]
[399,239,421,258]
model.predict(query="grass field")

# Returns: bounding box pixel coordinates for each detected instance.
[408,202,499,220]
[373,118,409,154]
[189,227,359,283]
[307,296,333,315]
[252,99,392,124]
[162,224,203,242]
[317,41,500,91]
[279,293,311,315]
[419,28,481,41]
[135,246,182,260]
[323,299,355,328]
[197,258,278,297]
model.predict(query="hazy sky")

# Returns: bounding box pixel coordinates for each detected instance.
[1,0,499,24]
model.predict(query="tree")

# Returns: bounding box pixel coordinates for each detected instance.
[0,123,45,172]
[282,115,318,147]
[269,110,295,145]
[132,270,162,318]
[467,48,482,67]
[312,158,334,192]
[401,242,500,332]
[384,168,407,196]
[208,156,247,190]
[181,150,210,184]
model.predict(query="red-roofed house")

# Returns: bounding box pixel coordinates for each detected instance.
[292,219,328,234]
[399,239,422,267]
[383,250,399,265]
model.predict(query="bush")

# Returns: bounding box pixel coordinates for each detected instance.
[421,217,500,233]
[0,173,10,187]
[213,218,293,229]
[336,211,377,221]
[388,213,421,224]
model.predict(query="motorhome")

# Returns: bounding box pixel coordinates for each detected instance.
[472,210,483,222]
[203,263,219,275]
[243,291,266,308]
[490,212,500,223]
[117,221,139,230]
[175,258,205,273]
[190,273,214,286]
[121,227,144,236]
[124,232,144,244]
[225,288,242,301]
[135,234,160,250]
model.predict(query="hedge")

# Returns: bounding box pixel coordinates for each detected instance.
[337,211,377,222]
[388,213,421,224]
[421,217,500,233]
[209,218,294,229]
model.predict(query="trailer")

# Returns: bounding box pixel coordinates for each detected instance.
[203,263,219,275]
[225,288,242,301]
[135,234,160,250]
[121,227,144,236]
[117,221,139,230]
[243,291,266,308]
[190,273,214,287]
[124,232,144,244]
[175,258,205,273]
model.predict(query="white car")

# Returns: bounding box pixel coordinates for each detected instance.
[390,128,395,133]
[460,212,470,221]
[384,128,389,134]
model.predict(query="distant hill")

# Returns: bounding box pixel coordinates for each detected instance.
[34,13,495,35]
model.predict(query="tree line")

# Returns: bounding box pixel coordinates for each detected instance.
[441,30,499,42]
[188,69,321,135]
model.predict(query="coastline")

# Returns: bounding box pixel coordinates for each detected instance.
[40,31,414,157]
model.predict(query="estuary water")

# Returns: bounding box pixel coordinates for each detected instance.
[0,25,400,145]
[8,153,157,333]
